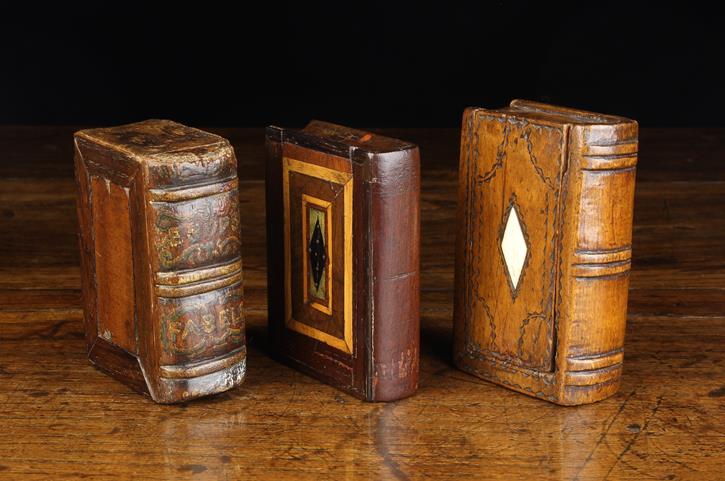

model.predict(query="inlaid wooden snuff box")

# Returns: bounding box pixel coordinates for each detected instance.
[74,120,246,403]
[454,100,638,405]
[266,121,420,401]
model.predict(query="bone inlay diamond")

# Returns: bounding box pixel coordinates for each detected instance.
[501,205,528,291]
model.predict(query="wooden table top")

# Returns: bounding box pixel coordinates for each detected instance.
[0,126,723,480]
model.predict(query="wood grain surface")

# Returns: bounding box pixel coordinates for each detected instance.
[74,121,246,404]
[0,126,723,480]
[454,101,638,405]
[266,122,420,402]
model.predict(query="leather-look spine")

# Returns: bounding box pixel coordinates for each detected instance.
[366,148,421,401]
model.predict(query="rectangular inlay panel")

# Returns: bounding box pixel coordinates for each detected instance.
[302,194,332,314]
[283,157,353,354]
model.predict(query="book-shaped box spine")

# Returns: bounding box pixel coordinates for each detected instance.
[265,121,420,401]
[74,120,246,404]
[453,100,637,405]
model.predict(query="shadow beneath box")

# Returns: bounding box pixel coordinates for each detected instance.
[239,314,462,394]
[419,322,455,369]
[244,323,269,355]
[246,314,458,371]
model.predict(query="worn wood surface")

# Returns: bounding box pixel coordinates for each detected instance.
[74,121,247,404]
[266,122,420,402]
[0,126,723,480]
[454,101,638,405]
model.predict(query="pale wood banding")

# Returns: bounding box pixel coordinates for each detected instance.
[282,156,354,354]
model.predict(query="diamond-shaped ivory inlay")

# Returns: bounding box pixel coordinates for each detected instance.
[501,205,528,290]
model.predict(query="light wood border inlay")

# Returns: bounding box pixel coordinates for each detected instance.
[283,157,353,354]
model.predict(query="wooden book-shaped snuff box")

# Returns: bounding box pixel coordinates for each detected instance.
[74,120,246,403]
[454,100,638,405]
[266,121,420,401]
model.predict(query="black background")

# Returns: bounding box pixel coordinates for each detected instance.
[1,3,723,127]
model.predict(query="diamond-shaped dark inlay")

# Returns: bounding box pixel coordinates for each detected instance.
[308,217,326,291]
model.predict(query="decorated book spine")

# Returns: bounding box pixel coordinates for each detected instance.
[75,122,247,403]
[145,171,246,403]
[558,121,638,404]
